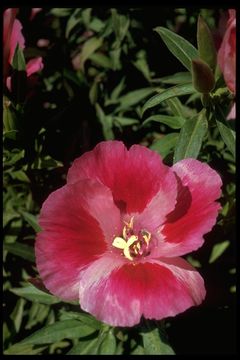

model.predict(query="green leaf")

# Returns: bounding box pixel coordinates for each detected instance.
[19,320,96,345]
[114,116,139,127]
[157,71,192,84]
[4,242,35,262]
[67,337,99,355]
[95,103,114,140]
[174,110,208,162]
[111,9,130,43]
[10,284,60,305]
[89,53,113,69]
[19,210,41,233]
[141,326,175,355]
[142,115,185,129]
[215,106,236,159]
[150,133,179,159]
[165,97,188,118]
[12,44,26,71]
[65,9,81,38]
[10,298,25,333]
[4,344,48,355]
[111,77,126,101]
[50,8,72,17]
[98,330,117,355]
[117,87,155,112]
[79,37,103,70]
[154,26,198,71]
[209,241,230,263]
[142,83,195,116]
[59,311,102,330]
[10,170,30,183]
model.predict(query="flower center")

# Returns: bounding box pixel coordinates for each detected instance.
[112,217,151,261]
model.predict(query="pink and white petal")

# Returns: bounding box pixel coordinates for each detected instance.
[227,102,236,120]
[36,179,121,300]
[151,159,222,258]
[26,57,44,77]
[132,166,177,233]
[79,256,205,327]
[68,141,172,213]
[9,19,25,64]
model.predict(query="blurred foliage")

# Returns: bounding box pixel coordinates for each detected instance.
[3,7,236,355]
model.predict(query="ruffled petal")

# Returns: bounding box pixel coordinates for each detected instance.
[35,179,121,300]
[26,57,44,77]
[79,256,205,327]
[151,159,222,257]
[67,141,172,213]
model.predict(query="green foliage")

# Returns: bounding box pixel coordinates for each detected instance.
[154,26,198,71]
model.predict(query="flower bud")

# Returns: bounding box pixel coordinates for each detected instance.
[197,15,217,72]
[192,58,215,93]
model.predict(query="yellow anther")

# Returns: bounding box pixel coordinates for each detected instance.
[127,235,138,247]
[112,234,138,261]
[123,246,133,261]
[112,237,127,249]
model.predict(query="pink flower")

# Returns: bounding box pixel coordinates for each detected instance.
[3,8,44,91]
[35,141,222,327]
[217,9,236,94]
[3,8,24,80]
[30,8,42,21]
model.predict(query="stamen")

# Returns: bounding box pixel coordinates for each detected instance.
[112,218,152,261]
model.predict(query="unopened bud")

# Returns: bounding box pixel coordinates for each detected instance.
[192,58,215,93]
[197,15,217,72]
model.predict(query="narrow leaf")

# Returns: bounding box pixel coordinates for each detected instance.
[154,26,198,71]
[174,110,208,162]
[142,115,185,129]
[4,243,35,262]
[157,71,192,84]
[4,344,48,355]
[150,133,179,159]
[67,338,99,355]
[142,83,195,116]
[79,37,103,70]
[19,210,41,233]
[215,105,236,159]
[10,284,60,305]
[117,87,155,111]
[209,241,230,263]
[20,320,96,345]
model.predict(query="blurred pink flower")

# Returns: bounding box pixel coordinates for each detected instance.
[3,8,44,91]
[37,38,50,48]
[218,9,236,94]
[217,9,236,120]
[36,141,222,327]
[30,8,42,20]
[3,8,24,80]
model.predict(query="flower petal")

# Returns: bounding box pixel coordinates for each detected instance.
[9,19,25,64]
[67,140,172,213]
[217,10,236,94]
[35,179,121,300]
[151,159,222,257]
[79,256,205,327]
[26,57,44,77]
